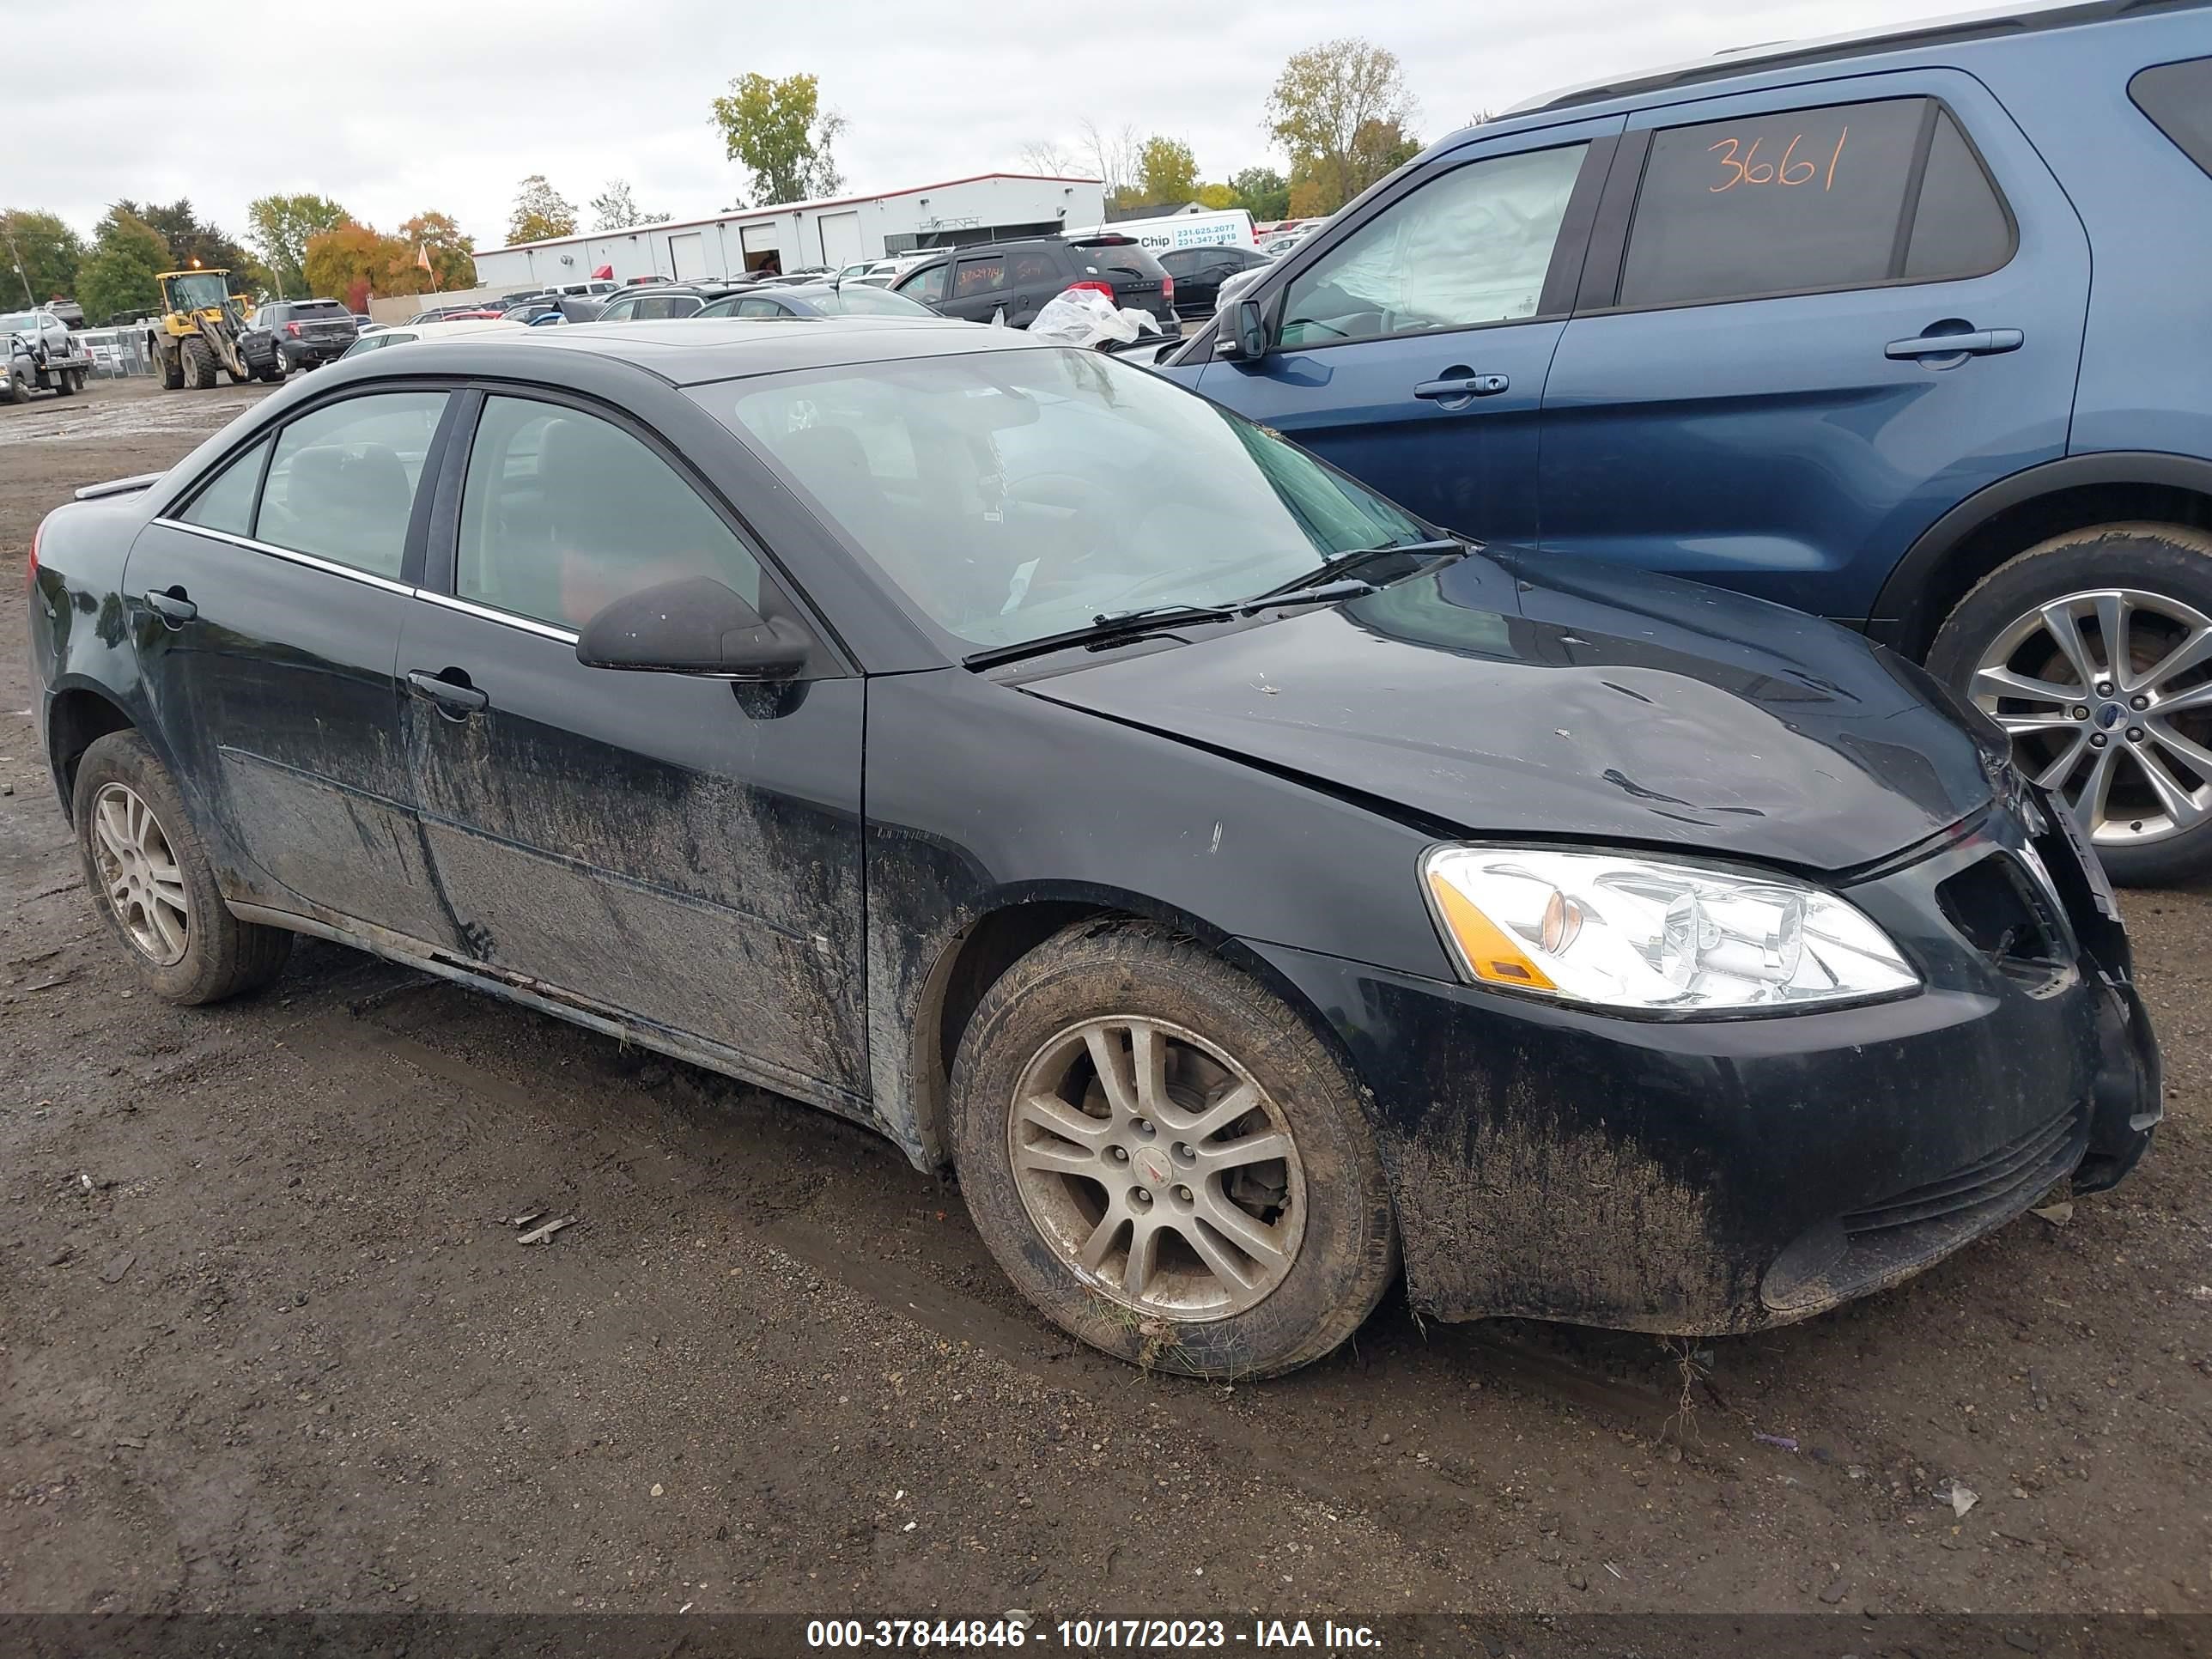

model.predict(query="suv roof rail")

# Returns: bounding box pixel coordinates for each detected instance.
[1504,0,2207,115]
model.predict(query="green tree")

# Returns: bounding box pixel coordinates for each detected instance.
[117,198,258,285]
[76,209,171,324]
[1228,167,1291,222]
[507,175,580,245]
[710,72,847,207]
[246,192,349,298]
[0,210,87,304]
[1137,136,1199,205]
[588,179,672,231]
[1264,39,1419,216]
[1194,182,1238,210]
[398,211,478,291]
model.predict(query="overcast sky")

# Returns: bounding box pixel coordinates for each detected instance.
[33,0,1957,252]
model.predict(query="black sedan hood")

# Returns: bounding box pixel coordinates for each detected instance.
[1016,549,2004,873]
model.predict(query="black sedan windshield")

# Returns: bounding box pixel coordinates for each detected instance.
[696,347,1425,650]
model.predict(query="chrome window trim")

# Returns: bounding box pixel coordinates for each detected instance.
[151,519,414,596]
[413,589,581,644]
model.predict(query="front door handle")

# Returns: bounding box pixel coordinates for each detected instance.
[1413,373,1510,402]
[146,586,197,627]
[1885,327,2023,361]
[406,669,489,718]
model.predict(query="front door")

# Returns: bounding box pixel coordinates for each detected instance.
[1187,117,1621,544]
[124,387,465,945]
[1536,71,2092,625]
[398,391,870,1107]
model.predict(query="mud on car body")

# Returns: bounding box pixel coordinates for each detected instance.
[26,319,2160,1377]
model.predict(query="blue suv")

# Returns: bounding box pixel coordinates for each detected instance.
[1167,0,2212,884]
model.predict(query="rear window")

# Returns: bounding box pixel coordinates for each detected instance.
[292,301,349,319]
[1617,98,2011,309]
[2131,59,2212,179]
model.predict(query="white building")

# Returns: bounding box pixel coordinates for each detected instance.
[472,173,1108,289]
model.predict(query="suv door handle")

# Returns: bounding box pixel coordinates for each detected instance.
[406,669,489,717]
[1413,373,1510,401]
[146,586,198,627]
[1885,328,2023,361]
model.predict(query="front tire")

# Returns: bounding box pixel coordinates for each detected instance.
[1929,522,2212,886]
[949,921,1397,1378]
[70,731,293,1005]
[5,371,26,404]
[181,335,218,389]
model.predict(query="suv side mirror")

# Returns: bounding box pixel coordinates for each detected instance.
[1221,298,1270,362]
[575,576,812,678]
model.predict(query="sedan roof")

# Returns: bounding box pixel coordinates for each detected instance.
[417,315,1039,386]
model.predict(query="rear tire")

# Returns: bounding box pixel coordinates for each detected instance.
[70,731,293,1005]
[181,335,218,389]
[949,921,1397,1378]
[53,368,76,397]
[1929,521,2212,887]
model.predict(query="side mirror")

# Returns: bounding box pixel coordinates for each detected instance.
[1226,298,1270,362]
[575,576,811,678]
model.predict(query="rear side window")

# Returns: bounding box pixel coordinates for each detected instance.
[1618,98,2011,308]
[1010,250,1059,284]
[2130,59,2212,179]
[179,438,270,538]
[258,392,447,580]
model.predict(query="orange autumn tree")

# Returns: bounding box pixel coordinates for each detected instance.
[303,212,477,304]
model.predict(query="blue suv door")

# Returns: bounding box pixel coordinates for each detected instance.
[1178,115,1622,544]
[1536,70,2091,626]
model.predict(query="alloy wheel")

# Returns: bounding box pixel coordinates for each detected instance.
[89,781,191,965]
[1006,1016,1306,1322]
[1970,587,2212,848]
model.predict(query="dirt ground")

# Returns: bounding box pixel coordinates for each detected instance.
[3,374,2207,1620]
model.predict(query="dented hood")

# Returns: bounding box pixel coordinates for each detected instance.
[1016,549,2002,873]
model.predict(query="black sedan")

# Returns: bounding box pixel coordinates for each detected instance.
[1158,243,1273,319]
[26,319,2159,1377]
[695,283,939,321]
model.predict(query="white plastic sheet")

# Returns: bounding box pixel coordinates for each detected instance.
[1024,287,1163,349]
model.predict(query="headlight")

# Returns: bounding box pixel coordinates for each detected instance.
[1422,847,1918,1013]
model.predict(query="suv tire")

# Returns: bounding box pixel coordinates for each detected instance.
[1929,521,2212,886]
[70,731,293,1004]
[949,921,1397,1378]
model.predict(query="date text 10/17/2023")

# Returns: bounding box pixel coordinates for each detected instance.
[805,1618,1384,1650]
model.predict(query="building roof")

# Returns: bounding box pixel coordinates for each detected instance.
[483,173,1105,258]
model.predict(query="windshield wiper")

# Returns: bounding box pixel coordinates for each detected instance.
[965,580,1379,671]
[1249,537,1465,603]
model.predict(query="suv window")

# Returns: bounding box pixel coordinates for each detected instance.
[2130,58,2212,179]
[898,262,948,305]
[455,395,762,631]
[955,255,1006,297]
[293,301,349,319]
[1618,98,2008,309]
[1280,143,1589,348]
[179,438,270,538]
[1010,249,1060,284]
[258,392,447,580]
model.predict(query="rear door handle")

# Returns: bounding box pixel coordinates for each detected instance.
[406,669,489,717]
[1885,328,2023,360]
[146,586,197,627]
[1413,374,1510,401]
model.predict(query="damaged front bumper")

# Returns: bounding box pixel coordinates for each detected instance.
[1249,799,2160,1336]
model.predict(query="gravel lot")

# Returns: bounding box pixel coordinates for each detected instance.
[3,375,2207,1620]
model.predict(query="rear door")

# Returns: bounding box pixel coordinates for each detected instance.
[1537,71,2091,624]
[125,387,466,945]
[1188,116,1620,543]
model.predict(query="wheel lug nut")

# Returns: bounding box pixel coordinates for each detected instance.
[1109,1146,1129,1163]
[1133,1119,1156,1139]
[1174,1185,1193,1203]
[2132,696,2149,711]
[1129,1188,1152,1209]
[2127,727,2144,742]
[2070,706,2089,720]
[2090,733,2108,748]
[1173,1142,1195,1164]
[2095,680,2113,696]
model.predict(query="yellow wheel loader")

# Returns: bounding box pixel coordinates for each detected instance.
[147,269,285,390]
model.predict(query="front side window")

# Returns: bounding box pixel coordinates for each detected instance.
[702,347,1425,653]
[1617,97,2009,308]
[258,392,447,580]
[1280,143,1588,347]
[898,263,948,304]
[954,256,1006,296]
[455,395,762,631]
[179,438,270,538]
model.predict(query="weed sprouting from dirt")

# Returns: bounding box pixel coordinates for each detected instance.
[1660,1335,1711,1445]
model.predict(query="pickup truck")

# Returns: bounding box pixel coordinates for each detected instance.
[1,306,93,400]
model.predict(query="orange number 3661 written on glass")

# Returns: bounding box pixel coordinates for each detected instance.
[1708,128,1850,192]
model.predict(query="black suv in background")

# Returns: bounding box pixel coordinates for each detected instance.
[258,299,359,371]
[1158,243,1273,319]
[892,236,1177,331]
